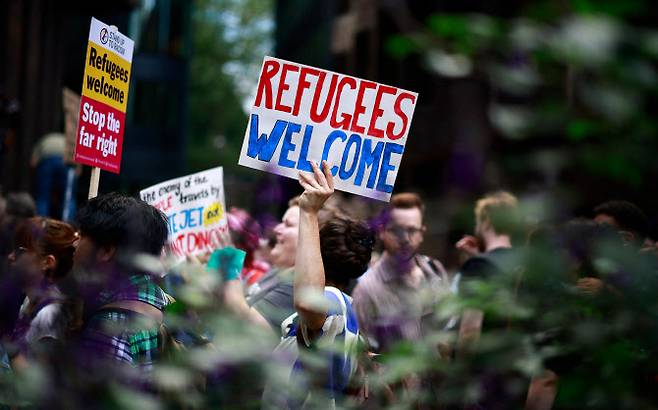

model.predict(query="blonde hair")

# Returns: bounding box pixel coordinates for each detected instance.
[475,191,519,235]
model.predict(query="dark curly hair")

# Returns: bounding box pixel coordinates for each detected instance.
[320,216,375,288]
[594,200,649,242]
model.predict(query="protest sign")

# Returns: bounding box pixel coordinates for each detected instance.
[238,56,418,202]
[74,17,134,175]
[140,167,229,262]
[62,88,81,164]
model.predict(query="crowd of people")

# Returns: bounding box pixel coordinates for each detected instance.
[1,161,658,409]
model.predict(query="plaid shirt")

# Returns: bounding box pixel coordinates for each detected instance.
[79,274,169,372]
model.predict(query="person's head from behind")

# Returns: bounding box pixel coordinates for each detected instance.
[9,217,77,291]
[556,218,623,281]
[6,192,36,220]
[320,216,375,290]
[474,191,519,245]
[593,200,649,247]
[73,193,167,276]
[378,193,426,260]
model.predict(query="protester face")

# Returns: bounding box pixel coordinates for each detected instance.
[71,234,110,299]
[72,234,95,272]
[8,246,45,290]
[9,217,75,292]
[380,207,425,260]
[270,205,300,268]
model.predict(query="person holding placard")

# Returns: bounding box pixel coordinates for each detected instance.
[214,161,372,408]
[233,194,340,332]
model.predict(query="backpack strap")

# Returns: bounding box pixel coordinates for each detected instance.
[29,297,65,320]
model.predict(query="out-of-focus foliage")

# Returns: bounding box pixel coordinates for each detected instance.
[387,0,658,191]
[187,0,273,174]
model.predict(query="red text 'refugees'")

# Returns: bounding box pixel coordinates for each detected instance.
[254,60,416,141]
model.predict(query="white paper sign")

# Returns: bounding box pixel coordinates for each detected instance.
[238,56,418,202]
[140,167,228,261]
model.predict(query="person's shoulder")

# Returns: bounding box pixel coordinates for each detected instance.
[32,303,63,325]
[461,252,502,279]
[352,273,377,303]
[27,302,66,342]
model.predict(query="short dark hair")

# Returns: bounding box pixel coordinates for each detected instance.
[390,192,425,213]
[6,192,36,218]
[320,217,374,288]
[76,193,168,256]
[376,192,425,230]
[594,200,649,241]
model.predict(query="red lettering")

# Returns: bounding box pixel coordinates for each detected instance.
[168,241,183,258]
[387,92,416,140]
[330,77,357,130]
[310,72,338,123]
[367,85,397,138]
[210,228,222,248]
[202,231,211,250]
[254,60,280,108]
[275,63,299,113]
[174,234,185,255]
[292,67,320,116]
[350,80,377,134]
[186,233,198,254]
[154,195,174,212]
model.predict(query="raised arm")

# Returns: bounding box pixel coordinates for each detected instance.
[294,160,334,331]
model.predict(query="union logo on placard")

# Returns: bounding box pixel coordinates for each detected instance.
[100,28,108,44]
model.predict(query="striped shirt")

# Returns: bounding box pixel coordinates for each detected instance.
[262,287,360,409]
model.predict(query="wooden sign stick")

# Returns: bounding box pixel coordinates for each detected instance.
[88,166,101,199]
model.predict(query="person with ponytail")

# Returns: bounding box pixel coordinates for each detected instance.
[7,217,78,368]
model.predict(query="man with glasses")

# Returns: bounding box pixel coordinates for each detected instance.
[352,193,450,353]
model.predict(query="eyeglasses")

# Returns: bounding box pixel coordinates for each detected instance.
[385,226,423,238]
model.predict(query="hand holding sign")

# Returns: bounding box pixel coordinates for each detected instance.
[298,161,334,214]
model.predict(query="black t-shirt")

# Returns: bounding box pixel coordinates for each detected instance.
[460,247,517,280]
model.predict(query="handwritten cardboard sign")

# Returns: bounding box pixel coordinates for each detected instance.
[140,167,228,262]
[74,17,134,173]
[62,88,81,164]
[238,56,418,202]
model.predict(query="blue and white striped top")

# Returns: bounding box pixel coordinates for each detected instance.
[262,287,360,409]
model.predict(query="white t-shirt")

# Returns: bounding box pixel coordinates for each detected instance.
[18,296,68,345]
